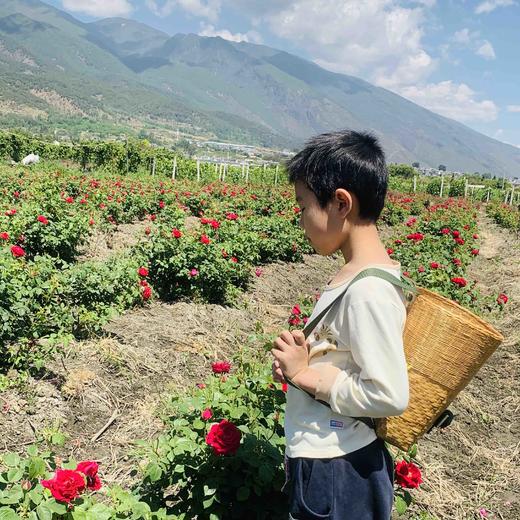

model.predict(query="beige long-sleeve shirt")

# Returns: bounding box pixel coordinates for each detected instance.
[284,261,409,458]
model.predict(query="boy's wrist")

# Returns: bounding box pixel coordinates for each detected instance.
[291,367,321,395]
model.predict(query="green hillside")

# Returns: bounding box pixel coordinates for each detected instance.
[0,0,519,176]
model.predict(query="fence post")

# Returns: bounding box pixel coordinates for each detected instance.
[464,178,468,198]
[440,172,444,198]
[486,188,490,203]
[151,157,156,176]
[510,185,515,206]
[223,163,227,182]
[246,163,250,183]
[413,175,417,193]
[172,156,177,180]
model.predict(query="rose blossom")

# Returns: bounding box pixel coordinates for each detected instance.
[142,286,152,300]
[200,234,210,245]
[205,420,242,456]
[497,293,508,305]
[471,249,479,256]
[76,461,102,491]
[201,408,213,420]
[255,268,263,277]
[394,460,422,489]
[11,245,25,258]
[189,268,199,277]
[211,361,231,374]
[138,267,149,277]
[41,469,86,503]
[451,277,467,288]
[0,232,9,241]
[430,262,440,269]
[37,215,49,225]
[172,228,182,238]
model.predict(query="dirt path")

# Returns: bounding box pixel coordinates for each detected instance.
[403,208,520,520]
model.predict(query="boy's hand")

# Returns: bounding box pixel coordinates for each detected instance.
[272,359,286,383]
[271,330,309,380]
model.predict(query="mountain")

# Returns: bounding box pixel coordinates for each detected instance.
[0,0,519,176]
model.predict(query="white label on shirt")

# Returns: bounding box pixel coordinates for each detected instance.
[329,420,344,429]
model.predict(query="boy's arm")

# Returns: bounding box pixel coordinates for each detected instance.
[301,298,409,418]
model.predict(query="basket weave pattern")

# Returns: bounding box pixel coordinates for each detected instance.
[376,286,504,451]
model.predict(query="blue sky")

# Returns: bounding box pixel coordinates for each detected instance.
[47,0,520,149]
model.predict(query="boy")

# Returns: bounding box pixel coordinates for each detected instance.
[271,130,409,519]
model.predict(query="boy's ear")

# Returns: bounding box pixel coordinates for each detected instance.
[335,189,353,216]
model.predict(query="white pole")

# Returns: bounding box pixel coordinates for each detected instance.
[464,178,468,198]
[413,175,417,193]
[223,163,227,182]
[510,185,515,206]
[504,191,509,203]
[440,172,444,198]
[486,188,490,203]
[172,156,177,180]
[151,157,156,176]
[246,163,250,183]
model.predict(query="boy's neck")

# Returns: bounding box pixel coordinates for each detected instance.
[339,221,390,267]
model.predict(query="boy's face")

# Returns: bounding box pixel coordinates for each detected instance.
[294,180,352,256]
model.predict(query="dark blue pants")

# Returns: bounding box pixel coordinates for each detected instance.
[284,439,395,520]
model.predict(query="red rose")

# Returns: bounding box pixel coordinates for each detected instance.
[11,245,25,258]
[281,383,288,393]
[455,237,465,245]
[159,201,165,209]
[0,232,9,241]
[452,258,462,266]
[142,286,152,300]
[138,267,149,277]
[231,256,238,263]
[452,230,460,238]
[226,212,238,220]
[394,239,402,245]
[189,268,199,277]
[200,234,210,245]
[394,460,422,489]
[288,316,301,326]
[387,248,394,255]
[473,234,479,239]
[430,262,440,269]
[145,227,151,235]
[497,293,508,305]
[76,461,102,491]
[441,228,450,235]
[201,408,213,420]
[210,220,220,229]
[291,304,301,315]
[65,197,74,204]
[205,420,242,456]
[451,277,467,288]
[211,361,231,374]
[37,215,49,225]
[41,469,86,503]
[471,249,479,256]
[418,265,425,273]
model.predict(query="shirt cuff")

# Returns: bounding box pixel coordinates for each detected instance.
[314,365,342,403]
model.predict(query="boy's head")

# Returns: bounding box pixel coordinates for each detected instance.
[286,130,388,255]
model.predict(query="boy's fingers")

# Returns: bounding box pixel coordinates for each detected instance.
[291,330,306,345]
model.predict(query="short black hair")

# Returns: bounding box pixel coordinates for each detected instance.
[286,130,388,222]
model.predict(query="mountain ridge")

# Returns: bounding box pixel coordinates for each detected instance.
[0,0,518,176]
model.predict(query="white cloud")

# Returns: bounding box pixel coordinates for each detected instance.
[199,22,262,43]
[476,40,496,59]
[400,81,498,122]
[452,28,479,44]
[61,0,133,17]
[251,0,435,89]
[145,0,221,21]
[507,105,520,112]
[475,0,515,14]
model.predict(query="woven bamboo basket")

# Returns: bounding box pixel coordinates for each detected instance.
[375,286,504,451]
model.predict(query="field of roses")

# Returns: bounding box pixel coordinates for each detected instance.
[0,160,511,519]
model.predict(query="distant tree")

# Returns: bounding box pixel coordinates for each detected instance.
[388,163,415,178]
[438,164,447,171]
[412,162,420,168]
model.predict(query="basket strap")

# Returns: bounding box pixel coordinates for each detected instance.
[284,267,419,430]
